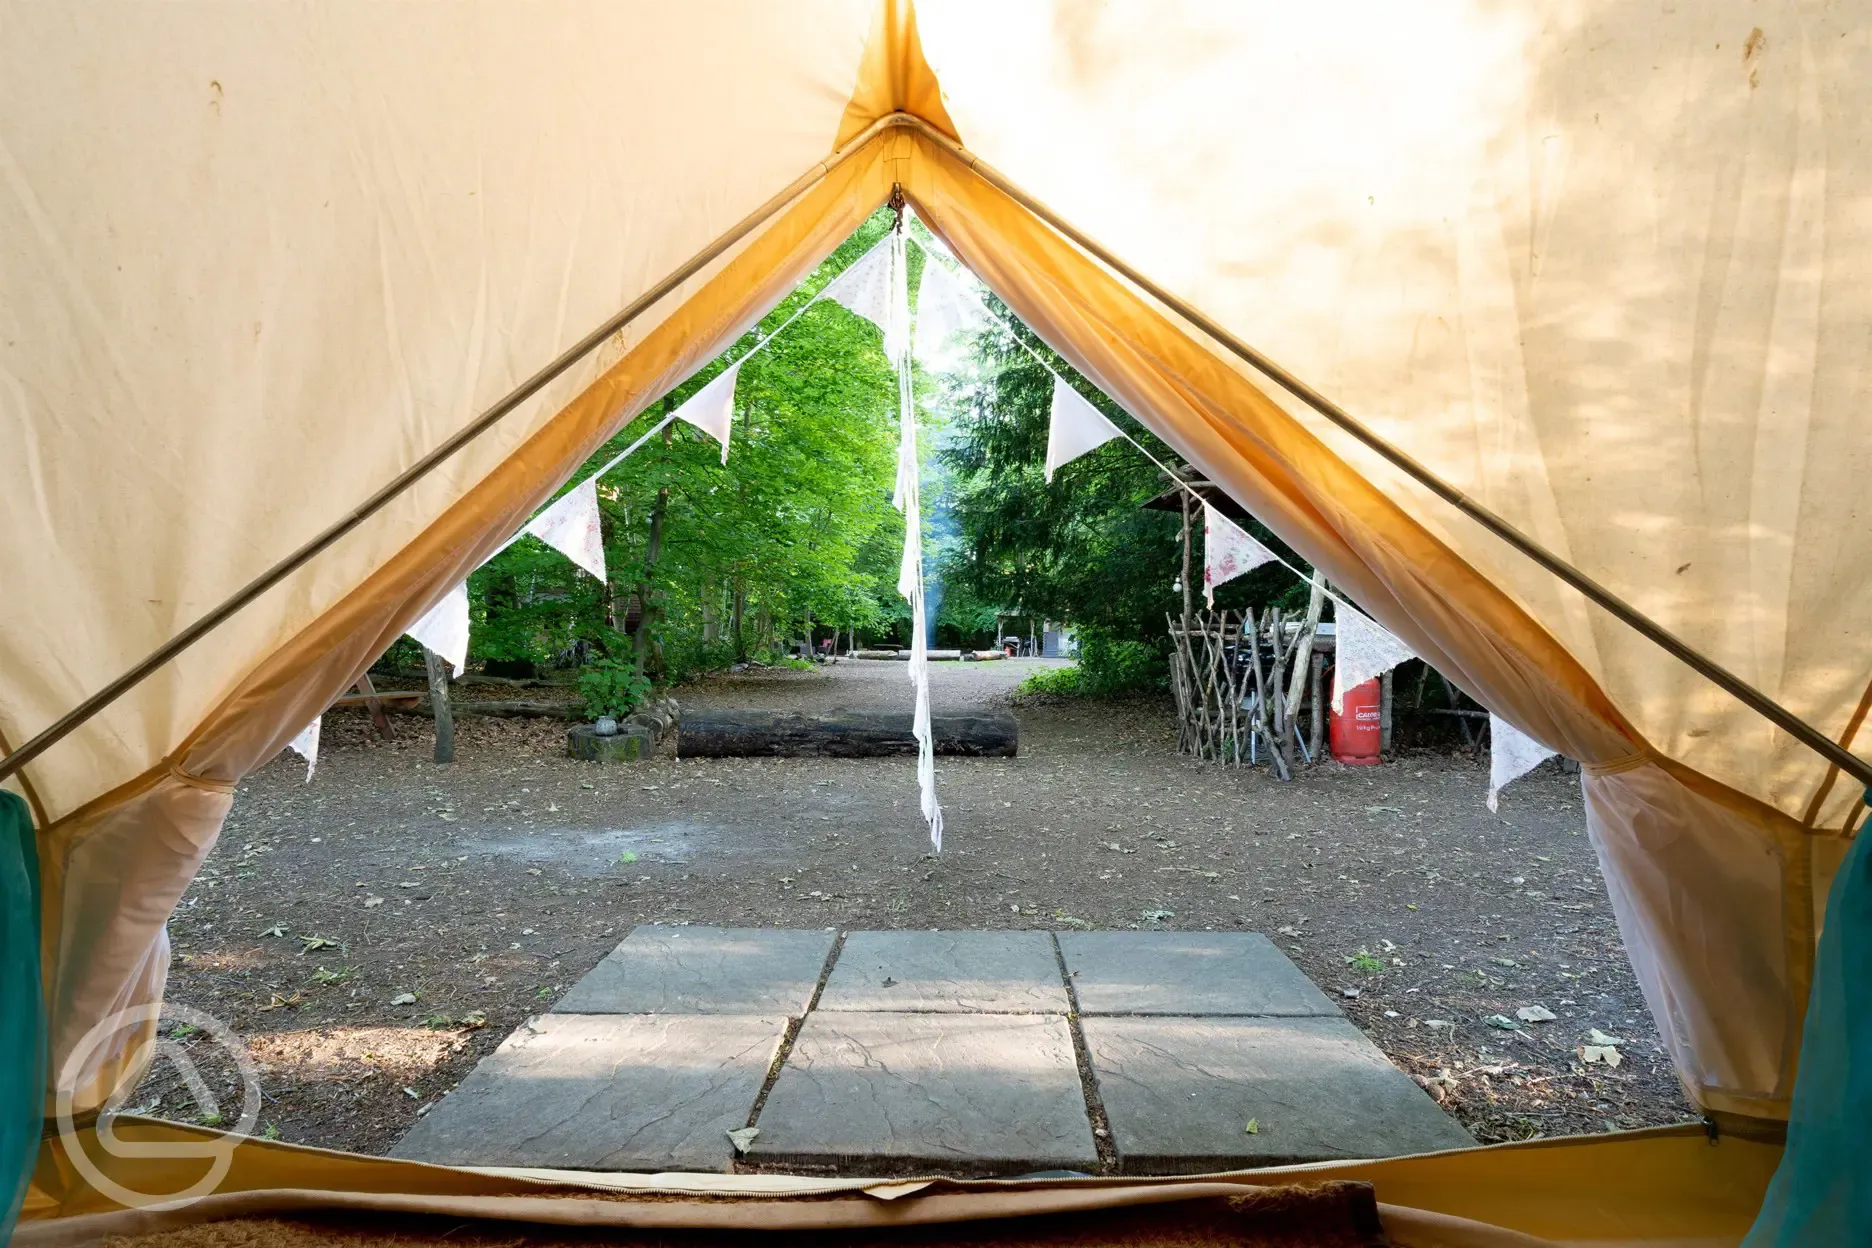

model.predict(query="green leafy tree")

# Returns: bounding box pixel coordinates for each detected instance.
[931,287,1310,688]
[467,210,910,681]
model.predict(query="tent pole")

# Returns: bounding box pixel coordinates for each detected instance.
[0,114,913,789]
[898,115,1872,790]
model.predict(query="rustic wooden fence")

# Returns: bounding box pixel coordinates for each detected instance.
[1167,603,1327,777]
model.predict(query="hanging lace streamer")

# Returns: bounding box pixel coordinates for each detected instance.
[1488,713,1558,812]
[1330,601,1415,714]
[887,229,942,851]
[286,716,320,782]
[1202,503,1277,606]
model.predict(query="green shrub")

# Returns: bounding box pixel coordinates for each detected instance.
[1073,630,1167,695]
[1013,628,1167,699]
[578,659,652,721]
[663,638,736,685]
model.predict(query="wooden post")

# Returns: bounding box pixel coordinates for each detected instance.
[1267,608,1288,740]
[1380,669,1395,754]
[1244,609,1290,780]
[1285,572,1325,712]
[352,672,393,740]
[1179,487,1194,633]
[1309,651,1326,761]
[422,646,455,764]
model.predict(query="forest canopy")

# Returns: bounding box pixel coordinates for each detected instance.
[390,210,1310,694]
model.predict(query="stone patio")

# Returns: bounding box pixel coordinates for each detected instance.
[394,925,1470,1176]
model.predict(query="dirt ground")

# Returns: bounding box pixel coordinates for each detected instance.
[135,657,1696,1161]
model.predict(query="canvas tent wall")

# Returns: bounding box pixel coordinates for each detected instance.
[4,0,1869,1241]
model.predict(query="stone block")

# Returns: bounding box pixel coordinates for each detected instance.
[567,724,652,762]
[1058,931,1339,1017]
[746,1012,1097,1174]
[554,925,835,1016]
[390,1013,784,1171]
[1082,1015,1473,1171]
[819,930,1068,1013]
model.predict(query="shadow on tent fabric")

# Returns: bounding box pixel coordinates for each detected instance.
[1,790,44,1242]
[1743,789,1872,1246]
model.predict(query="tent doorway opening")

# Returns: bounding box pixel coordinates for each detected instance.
[126,211,1693,1180]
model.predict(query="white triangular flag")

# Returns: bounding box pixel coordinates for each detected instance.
[1330,601,1416,713]
[914,257,989,366]
[1488,713,1558,812]
[672,360,741,464]
[287,716,320,782]
[1202,503,1277,607]
[405,580,469,677]
[819,238,897,355]
[1044,379,1124,484]
[522,478,605,582]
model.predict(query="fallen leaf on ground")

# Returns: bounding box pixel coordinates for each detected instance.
[1485,1014,1520,1030]
[1588,1028,1625,1045]
[259,924,288,938]
[1516,1005,1557,1023]
[1244,1118,1259,1135]
[389,992,418,1006]
[726,1127,760,1153]
[363,897,385,908]
[1581,1044,1623,1068]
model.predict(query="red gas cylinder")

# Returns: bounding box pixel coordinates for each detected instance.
[1330,676,1383,765]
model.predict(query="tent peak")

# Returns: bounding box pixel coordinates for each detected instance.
[836,0,959,148]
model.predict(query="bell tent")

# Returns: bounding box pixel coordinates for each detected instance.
[3,2,1869,1243]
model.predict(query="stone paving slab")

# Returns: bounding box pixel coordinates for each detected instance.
[391,1013,786,1171]
[554,925,835,1016]
[746,1011,1098,1174]
[1058,930,1340,1016]
[818,930,1069,1013]
[1082,1015,1473,1171]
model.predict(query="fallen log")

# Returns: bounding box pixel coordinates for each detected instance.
[328,690,423,711]
[391,699,580,720]
[678,709,1017,758]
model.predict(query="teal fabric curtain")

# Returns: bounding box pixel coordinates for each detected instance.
[1744,790,1872,1246]
[0,790,43,1239]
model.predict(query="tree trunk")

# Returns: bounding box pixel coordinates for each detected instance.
[422,646,455,764]
[731,581,747,660]
[702,580,720,644]
[679,709,1017,758]
[633,440,671,679]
